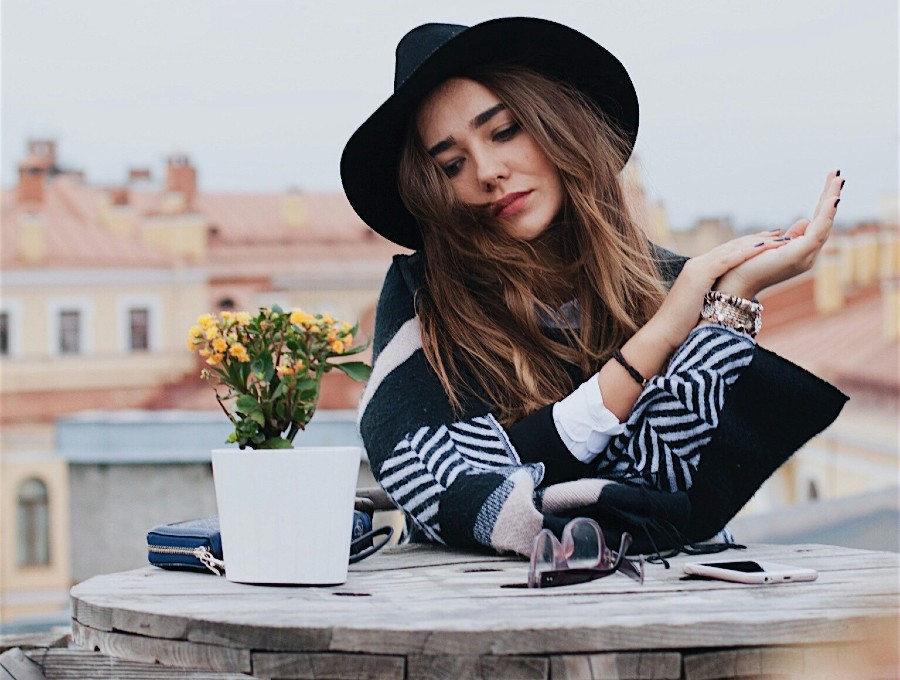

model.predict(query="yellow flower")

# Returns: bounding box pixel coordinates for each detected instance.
[295,359,306,371]
[221,311,233,321]
[213,337,228,353]
[189,325,203,339]
[290,309,316,326]
[229,343,250,362]
[186,338,198,351]
[199,348,211,358]
[344,334,354,347]
[276,364,295,377]
[206,353,224,366]
[205,326,218,340]
[340,321,352,332]
[235,312,251,325]
[330,340,345,354]
[197,313,215,329]
[309,325,321,334]
[327,331,337,342]
[321,313,334,324]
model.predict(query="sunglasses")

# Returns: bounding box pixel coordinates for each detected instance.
[527,517,644,588]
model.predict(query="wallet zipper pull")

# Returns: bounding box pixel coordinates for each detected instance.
[194,546,225,576]
[148,543,225,576]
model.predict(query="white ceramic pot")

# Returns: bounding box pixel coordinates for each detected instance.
[211,446,360,585]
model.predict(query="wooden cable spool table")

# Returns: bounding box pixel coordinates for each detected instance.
[70,542,899,679]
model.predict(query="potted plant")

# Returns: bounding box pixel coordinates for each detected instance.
[187,306,371,584]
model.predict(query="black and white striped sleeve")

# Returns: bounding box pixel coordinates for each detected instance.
[596,324,756,492]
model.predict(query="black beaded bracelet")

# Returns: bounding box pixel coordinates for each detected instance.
[612,349,648,388]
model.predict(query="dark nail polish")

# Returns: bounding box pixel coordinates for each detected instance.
[773,237,791,242]
[834,198,840,208]
[754,242,765,247]
[841,179,846,189]
[836,169,841,177]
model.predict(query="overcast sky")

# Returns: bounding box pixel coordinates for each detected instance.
[2,0,897,231]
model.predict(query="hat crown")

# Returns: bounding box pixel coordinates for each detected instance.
[394,23,466,90]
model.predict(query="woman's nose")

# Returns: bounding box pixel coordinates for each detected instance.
[473,151,509,191]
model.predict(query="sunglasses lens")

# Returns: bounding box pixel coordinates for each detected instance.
[528,530,563,588]
[561,518,604,570]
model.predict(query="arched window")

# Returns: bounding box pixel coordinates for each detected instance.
[806,479,820,501]
[17,478,50,566]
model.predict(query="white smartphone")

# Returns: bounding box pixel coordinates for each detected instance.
[682,560,818,585]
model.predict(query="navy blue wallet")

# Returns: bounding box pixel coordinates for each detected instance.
[147,510,392,575]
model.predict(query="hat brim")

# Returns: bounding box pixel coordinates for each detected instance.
[340,17,639,251]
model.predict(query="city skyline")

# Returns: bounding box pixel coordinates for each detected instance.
[3,0,897,231]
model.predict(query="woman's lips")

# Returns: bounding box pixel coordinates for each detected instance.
[493,191,532,218]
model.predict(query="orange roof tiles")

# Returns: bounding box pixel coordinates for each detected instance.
[758,286,898,396]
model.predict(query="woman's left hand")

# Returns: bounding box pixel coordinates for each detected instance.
[714,170,844,299]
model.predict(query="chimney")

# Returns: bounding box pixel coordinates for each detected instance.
[110,187,129,206]
[165,154,197,209]
[17,140,56,205]
[283,187,307,229]
[128,167,153,183]
[814,245,843,314]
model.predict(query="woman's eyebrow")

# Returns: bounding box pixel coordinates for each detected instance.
[471,103,506,129]
[427,103,507,157]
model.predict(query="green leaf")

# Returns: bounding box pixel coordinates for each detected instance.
[332,362,372,382]
[261,436,293,449]
[248,410,266,426]
[235,394,260,413]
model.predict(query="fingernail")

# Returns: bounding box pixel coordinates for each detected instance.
[754,242,765,247]
[773,237,791,242]
[841,179,846,190]
[836,169,841,177]
[834,198,840,208]
[769,228,781,232]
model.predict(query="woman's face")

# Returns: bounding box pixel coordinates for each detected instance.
[416,78,564,240]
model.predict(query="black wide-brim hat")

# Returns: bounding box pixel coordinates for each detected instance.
[340,17,639,250]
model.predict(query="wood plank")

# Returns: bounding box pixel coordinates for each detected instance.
[25,648,253,679]
[0,648,46,680]
[683,634,900,679]
[251,652,404,679]
[406,654,548,680]
[549,652,681,680]
[72,620,251,674]
[0,632,69,653]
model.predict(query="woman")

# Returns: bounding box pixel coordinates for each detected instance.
[341,18,847,558]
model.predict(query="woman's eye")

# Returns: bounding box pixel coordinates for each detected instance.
[493,123,521,142]
[443,160,463,178]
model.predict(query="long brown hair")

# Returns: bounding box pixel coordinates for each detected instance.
[397,67,667,426]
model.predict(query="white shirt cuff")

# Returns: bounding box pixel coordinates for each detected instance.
[552,373,626,464]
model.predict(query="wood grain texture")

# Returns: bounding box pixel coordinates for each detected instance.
[72,620,251,673]
[0,632,69,653]
[406,654,548,680]
[550,652,681,679]
[68,543,899,676]
[251,652,404,679]
[23,648,253,679]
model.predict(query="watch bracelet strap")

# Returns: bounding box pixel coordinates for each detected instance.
[701,291,763,337]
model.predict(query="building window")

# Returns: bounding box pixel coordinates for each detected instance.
[59,310,81,354]
[17,478,51,567]
[0,311,8,356]
[807,480,820,501]
[129,308,150,351]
